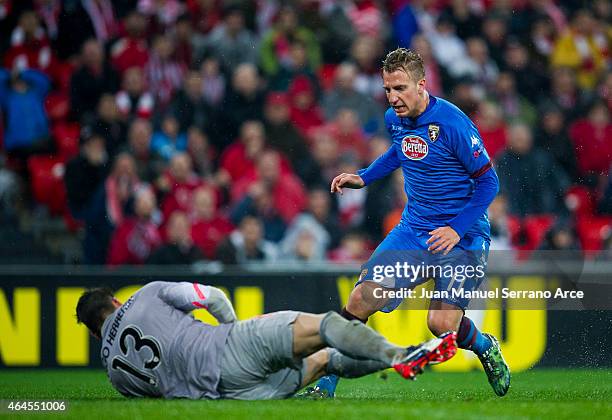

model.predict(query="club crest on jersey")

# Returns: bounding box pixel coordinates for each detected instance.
[428,124,440,142]
[401,136,429,160]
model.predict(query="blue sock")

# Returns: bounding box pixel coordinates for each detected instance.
[315,374,339,395]
[457,316,492,357]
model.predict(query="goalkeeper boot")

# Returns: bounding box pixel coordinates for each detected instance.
[393,331,457,380]
[478,333,511,396]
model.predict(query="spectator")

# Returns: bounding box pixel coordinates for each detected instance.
[65,128,109,218]
[168,70,212,132]
[321,62,383,134]
[230,182,286,243]
[475,101,507,160]
[511,0,567,37]
[0,68,52,158]
[346,0,386,39]
[535,104,579,182]
[504,39,549,104]
[281,187,340,261]
[547,66,590,119]
[125,118,165,183]
[110,10,150,74]
[145,34,186,108]
[232,150,306,224]
[70,39,120,122]
[551,9,608,90]
[104,152,145,227]
[90,93,126,157]
[173,14,194,67]
[450,37,499,93]
[191,186,233,259]
[137,0,184,33]
[158,152,205,221]
[428,15,469,77]
[4,10,55,76]
[287,76,323,136]
[216,215,278,265]
[199,54,225,107]
[317,1,357,63]
[186,126,216,179]
[569,101,612,183]
[269,38,319,93]
[263,91,317,185]
[146,211,203,264]
[107,187,162,266]
[350,35,385,103]
[489,72,537,127]
[186,0,222,35]
[388,0,419,50]
[56,0,118,59]
[259,5,321,78]
[480,14,507,68]
[324,109,369,162]
[328,230,371,263]
[529,17,558,71]
[309,128,341,186]
[80,152,143,264]
[496,123,570,216]
[218,120,266,186]
[216,63,265,148]
[64,127,112,264]
[441,0,482,40]
[151,113,187,161]
[203,4,258,74]
[115,66,154,121]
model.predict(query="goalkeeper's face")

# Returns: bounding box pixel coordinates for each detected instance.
[383,69,427,118]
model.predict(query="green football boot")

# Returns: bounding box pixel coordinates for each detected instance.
[478,333,511,396]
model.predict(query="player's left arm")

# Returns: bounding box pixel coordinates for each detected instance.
[158,282,237,324]
[427,122,499,255]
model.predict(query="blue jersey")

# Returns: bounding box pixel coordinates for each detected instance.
[358,95,498,239]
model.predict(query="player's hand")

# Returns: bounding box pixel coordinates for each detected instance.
[426,226,460,255]
[330,173,365,195]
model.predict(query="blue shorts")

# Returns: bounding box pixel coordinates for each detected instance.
[357,223,490,312]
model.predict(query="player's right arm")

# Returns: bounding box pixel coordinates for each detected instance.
[359,145,401,184]
[331,144,401,194]
[158,282,237,324]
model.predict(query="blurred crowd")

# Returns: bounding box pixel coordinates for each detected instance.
[0,0,610,266]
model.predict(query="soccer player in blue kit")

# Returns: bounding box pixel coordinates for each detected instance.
[308,48,510,398]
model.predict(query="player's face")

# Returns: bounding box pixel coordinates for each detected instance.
[383,69,426,118]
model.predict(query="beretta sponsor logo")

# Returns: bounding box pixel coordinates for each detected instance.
[401,136,428,160]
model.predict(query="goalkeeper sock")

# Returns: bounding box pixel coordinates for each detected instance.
[315,307,367,394]
[457,316,492,357]
[326,348,388,378]
[320,311,406,365]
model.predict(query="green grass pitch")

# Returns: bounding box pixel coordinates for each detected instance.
[1,369,611,419]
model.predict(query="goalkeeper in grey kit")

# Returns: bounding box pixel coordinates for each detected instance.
[76,281,457,400]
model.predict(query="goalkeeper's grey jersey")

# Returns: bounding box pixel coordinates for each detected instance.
[100,281,234,399]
